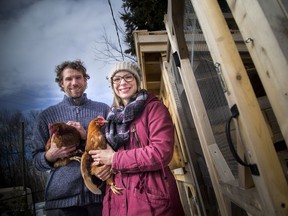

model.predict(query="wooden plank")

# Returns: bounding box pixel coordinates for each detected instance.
[236,124,255,189]
[167,2,226,215]
[208,144,235,183]
[166,1,234,215]
[226,0,288,147]
[162,62,189,163]
[180,56,231,216]
[136,33,167,43]
[160,80,186,171]
[140,44,167,53]
[184,183,201,216]
[191,0,288,215]
[169,0,189,59]
[277,150,288,181]
[220,181,263,215]
[146,81,161,89]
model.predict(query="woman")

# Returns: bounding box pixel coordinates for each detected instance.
[90,61,185,216]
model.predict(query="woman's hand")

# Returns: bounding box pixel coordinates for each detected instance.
[89,144,115,166]
[93,164,112,181]
[66,121,87,140]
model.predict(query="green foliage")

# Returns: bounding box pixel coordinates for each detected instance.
[120,0,168,55]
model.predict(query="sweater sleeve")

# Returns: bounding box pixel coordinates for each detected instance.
[32,113,53,171]
[112,101,174,173]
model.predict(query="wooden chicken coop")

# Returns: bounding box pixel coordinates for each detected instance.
[133,0,288,215]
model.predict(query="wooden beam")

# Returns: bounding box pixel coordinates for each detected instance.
[170,0,189,59]
[181,57,233,216]
[190,0,288,215]
[208,144,235,183]
[140,44,167,53]
[167,1,234,215]
[220,181,263,215]
[135,33,167,44]
[146,81,161,89]
[225,0,288,148]
[162,62,189,164]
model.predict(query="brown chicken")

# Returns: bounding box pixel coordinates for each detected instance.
[81,116,122,195]
[45,122,82,168]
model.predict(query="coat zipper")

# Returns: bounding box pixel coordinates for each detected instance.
[76,106,79,121]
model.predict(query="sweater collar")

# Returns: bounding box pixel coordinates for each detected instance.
[63,93,89,106]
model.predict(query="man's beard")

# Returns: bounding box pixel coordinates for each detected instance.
[71,95,82,99]
[69,85,86,99]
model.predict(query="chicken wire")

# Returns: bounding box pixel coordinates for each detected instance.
[181,0,238,177]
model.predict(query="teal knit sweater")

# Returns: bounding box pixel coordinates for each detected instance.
[32,93,110,210]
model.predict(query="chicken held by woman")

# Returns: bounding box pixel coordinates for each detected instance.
[81,116,122,195]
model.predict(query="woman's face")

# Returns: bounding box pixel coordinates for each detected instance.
[112,71,137,105]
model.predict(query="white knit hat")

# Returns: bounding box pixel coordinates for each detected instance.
[108,61,142,84]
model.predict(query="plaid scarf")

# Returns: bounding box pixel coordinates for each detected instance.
[105,89,148,150]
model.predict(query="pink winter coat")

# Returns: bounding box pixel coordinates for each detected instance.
[103,93,185,216]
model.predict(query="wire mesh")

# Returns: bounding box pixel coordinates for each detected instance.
[182,0,238,176]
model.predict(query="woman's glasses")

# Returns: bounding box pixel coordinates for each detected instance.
[112,74,135,84]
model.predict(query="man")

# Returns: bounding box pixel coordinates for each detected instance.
[32,59,110,216]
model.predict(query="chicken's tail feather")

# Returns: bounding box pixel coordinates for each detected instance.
[80,152,102,195]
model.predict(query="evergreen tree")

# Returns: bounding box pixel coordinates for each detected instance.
[120,0,167,56]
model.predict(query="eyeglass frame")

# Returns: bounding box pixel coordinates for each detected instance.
[111,74,135,84]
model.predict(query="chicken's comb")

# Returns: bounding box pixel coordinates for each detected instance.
[96,116,108,125]
[48,123,59,135]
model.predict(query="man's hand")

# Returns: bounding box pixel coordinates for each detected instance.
[66,121,87,140]
[45,133,77,163]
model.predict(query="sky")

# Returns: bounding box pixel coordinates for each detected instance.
[0,0,126,112]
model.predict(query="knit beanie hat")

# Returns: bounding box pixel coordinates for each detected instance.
[108,61,142,84]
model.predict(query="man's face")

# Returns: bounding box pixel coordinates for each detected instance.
[60,68,87,98]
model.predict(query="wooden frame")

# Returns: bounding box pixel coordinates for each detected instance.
[133,0,288,215]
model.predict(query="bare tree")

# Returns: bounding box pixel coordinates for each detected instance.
[0,110,23,186]
[24,110,47,202]
[0,109,47,205]
[93,1,136,64]
[94,0,167,63]
[93,27,136,64]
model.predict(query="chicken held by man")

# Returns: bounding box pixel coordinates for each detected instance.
[45,122,82,168]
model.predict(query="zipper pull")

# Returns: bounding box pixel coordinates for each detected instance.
[75,106,80,121]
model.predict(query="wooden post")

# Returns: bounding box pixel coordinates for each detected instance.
[225,0,288,147]
[20,121,28,210]
[190,0,288,215]
[165,16,234,216]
